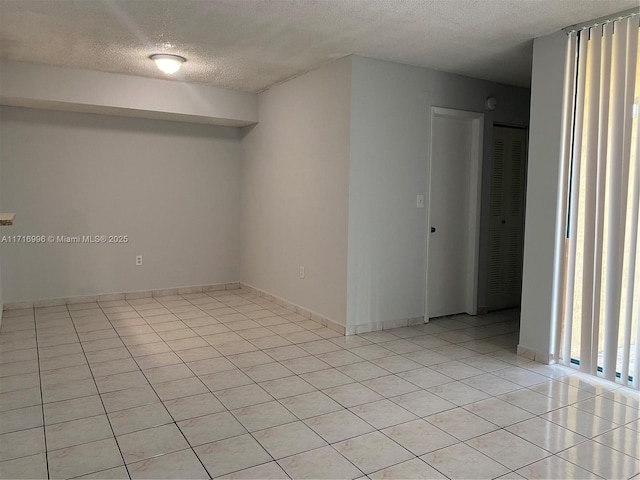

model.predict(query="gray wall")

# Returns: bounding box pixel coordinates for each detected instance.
[0,106,242,303]
[347,56,531,330]
[240,57,351,326]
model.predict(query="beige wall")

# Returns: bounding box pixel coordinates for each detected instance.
[240,57,351,326]
[0,106,242,303]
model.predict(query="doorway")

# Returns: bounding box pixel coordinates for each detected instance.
[487,125,528,311]
[426,107,484,319]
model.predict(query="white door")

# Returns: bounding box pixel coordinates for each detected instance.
[426,108,484,319]
[488,125,528,310]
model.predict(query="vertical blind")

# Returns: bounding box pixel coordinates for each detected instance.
[557,15,639,389]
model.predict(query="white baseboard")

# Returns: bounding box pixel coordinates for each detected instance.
[347,316,425,335]
[240,283,345,335]
[3,282,241,310]
[517,344,555,365]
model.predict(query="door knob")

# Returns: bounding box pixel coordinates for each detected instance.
[431,227,436,233]
[501,220,506,224]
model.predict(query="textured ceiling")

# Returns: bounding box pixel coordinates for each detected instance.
[0,0,636,92]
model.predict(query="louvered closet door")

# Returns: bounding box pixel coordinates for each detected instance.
[488,126,528,311]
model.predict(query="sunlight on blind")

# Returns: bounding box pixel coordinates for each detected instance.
[558,16,639,389]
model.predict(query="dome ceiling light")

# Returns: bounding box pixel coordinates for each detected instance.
[150,54,186,75]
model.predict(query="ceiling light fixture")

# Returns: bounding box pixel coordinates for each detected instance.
[150,54,186,75]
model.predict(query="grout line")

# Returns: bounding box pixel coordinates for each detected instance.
[102,291,282,476]
[136,291,362,477]
[69,301,133,480]
[136,292,283,478]
[3,299,636,479]
[32,306,51,480]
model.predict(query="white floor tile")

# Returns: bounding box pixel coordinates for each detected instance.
[178,411,246,446]
[277,445,363,479]
[368,457,446,479]
[108,403,173,435]
[128,448,209,479]
[278,391,343,419]
[231,400,297,432]
[0,291,637,480]
[117,424,188,464]
[381,419,458,455]
[424,408,499,441]
[218,461,289,479]
[349,399,417,429]
[421,443,508,479]
[333,431,413,474]
[465,429,550,470]
[45,414,113,451]
[194,434,272,478]
[558,440,640,479]
[48,438,123,479]
[252,421,326,459]
[464,397,534,426]
[516,455,601,479]
[162,392,226,421]
[361,374,421,397]
[304,409,375,443]
[0,453,48,479]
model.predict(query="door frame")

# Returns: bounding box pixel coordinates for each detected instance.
[425,107,484,320]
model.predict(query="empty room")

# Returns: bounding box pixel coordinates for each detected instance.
[0,1,638,479]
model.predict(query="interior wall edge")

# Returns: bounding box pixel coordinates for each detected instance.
[240,282,346,334]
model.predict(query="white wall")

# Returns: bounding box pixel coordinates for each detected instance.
[347,56,530,331]
[519,31,567,360]
[0,106,242,303]
[0,260,3,323]
[0,53,533,338]
[1,60,258,127]
[0,157,3,320]
[240,57,351,326]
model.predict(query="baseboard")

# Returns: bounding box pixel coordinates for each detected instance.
[3,282,241,310]
[517,344,555,365]
[240,283,346,335]
[346,316,425,335]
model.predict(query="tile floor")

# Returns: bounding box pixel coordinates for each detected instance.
[0,289,638,479]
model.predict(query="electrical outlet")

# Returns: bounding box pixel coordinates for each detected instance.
[417,195,424,208]
[299,266,305,279]
[136,255,143,266]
